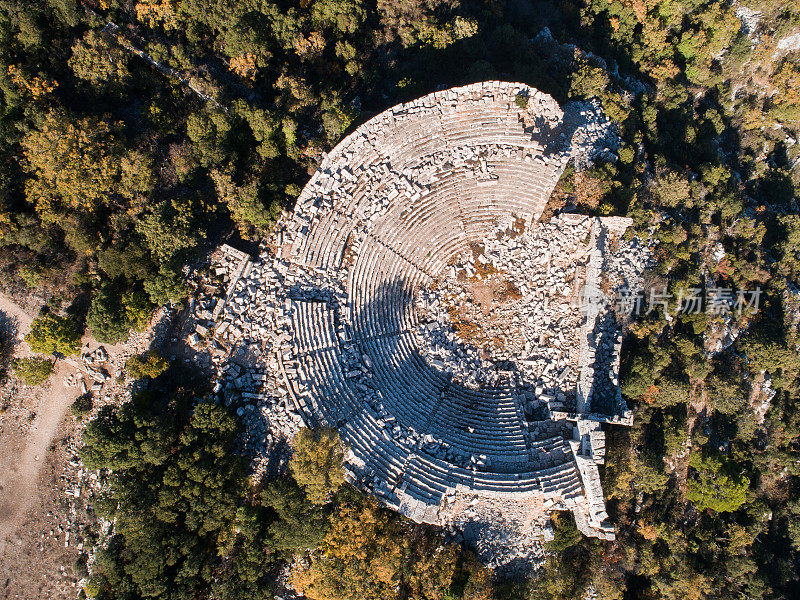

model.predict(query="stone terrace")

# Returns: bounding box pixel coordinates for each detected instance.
[215,82,647,569]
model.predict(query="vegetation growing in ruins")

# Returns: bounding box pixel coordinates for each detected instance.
[524,513,624,600]
[125,349,169,379]
[2,0,798,598]
[70,392,93,419]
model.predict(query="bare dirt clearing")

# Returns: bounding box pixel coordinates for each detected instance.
[0,294,83,599]
[0,360,81,552]
[0,292,150,598]
[0,418,81,600]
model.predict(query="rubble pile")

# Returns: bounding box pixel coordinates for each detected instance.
[180,244,251,358]
[112,305,177,373]
[62,347,109,394]
[414,214,650,416]
[564,98,621,171]
[214,358,305,479]
[440,492,550,574]
[178,242,316,478]
[414,215,591,392]
[56,439,104,554]
[56,307,178,556]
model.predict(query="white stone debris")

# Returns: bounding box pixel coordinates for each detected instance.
[776,31,800,53]
[735,4,762,39]
[564,99,621,171]
[412,213,648,403]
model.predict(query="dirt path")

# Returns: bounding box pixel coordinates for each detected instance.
[0,292,174,597]
[0,294,84,554]
[0,294,33,349]
[0,360,81,553]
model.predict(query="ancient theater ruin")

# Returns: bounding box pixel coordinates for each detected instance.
[219,82,650,570]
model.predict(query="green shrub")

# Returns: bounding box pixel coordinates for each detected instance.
[687,452,749,513]
[18,264,42,288]
[87,289,127,344]
[13,356,54,385]
[26,313,81,356]
[289,427,346,504]
[125,350,169,379]
[568,57,608,99]
[71,393,93,419]
[618,146,635,164]
[73,553,89,579]
[738,328,800,389]
[546,512,583,553]
[652,377,690,408]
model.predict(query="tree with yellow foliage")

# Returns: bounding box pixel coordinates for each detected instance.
[126,350,169,379]
[769,55,800,124]
[407,535,492,600]
[289,427,346,504]
[292,499,408,600]
[21,110,122,223]
[229,53,259,81]
[26,312,81,356]
[135,0,181,30]
[6,64,58,100]
[291,496,491,600]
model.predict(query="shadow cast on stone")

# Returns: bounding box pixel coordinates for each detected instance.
[294,275,592,477]
[0,310,19,358]
[585,309,620,417]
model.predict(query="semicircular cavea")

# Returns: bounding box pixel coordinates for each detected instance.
[223,81,649,571]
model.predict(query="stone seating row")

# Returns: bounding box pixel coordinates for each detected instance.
[365,182,556,272]
[292,154,562,279]
[360,334,445,431]
[361,334,532,462]
[297,209,353,271]
[346,242,422,340]
[290,300,338,355]
[292,100,566,269]
[374,104,551,158]
[400,450,579,502]
[309,81,551,176]
[363,338,529,463]
[537,461,583,499]
[288,307,584,517]
[368,331,523,431]
[297,347,432,499]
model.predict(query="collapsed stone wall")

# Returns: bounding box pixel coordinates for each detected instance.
[204,82,649,569]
